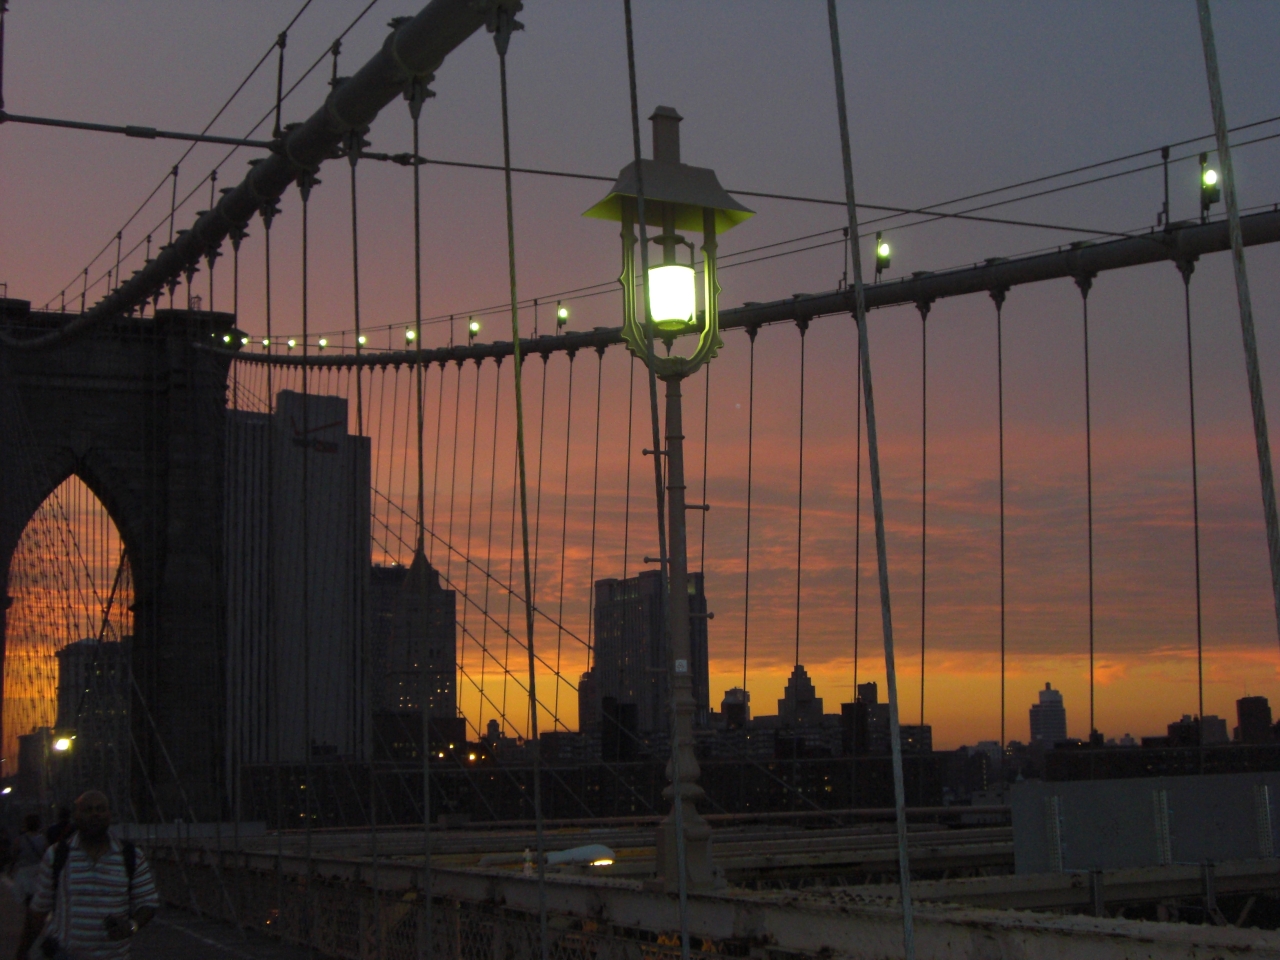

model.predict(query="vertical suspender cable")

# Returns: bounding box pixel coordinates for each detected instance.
[918,302,929,725]
[853,321,862,698]
[1075,274,1096,736]
[621,2,689,955]
[553,355,575,722]
[586,348,605,670]
[298,168,316,952]
[167,166,179,308]
[1196,0,1280,650]
[826,4,915,957]
[407,74,433,960]
[1179,260,1206,740]
[794,321,807,667]
[699,363,710,570]
[743,329,757,692]
[493,14,548,960]
[622,357,636,579]
[991,288,1008,751]
[349,133,365,435]
[477,360,504,731]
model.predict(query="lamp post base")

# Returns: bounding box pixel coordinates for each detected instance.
[653,804,723,893]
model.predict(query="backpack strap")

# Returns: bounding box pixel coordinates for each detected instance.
[50,840,70,894]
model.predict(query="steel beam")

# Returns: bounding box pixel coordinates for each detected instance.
[217,207,1280,369]
[6,0,516,349]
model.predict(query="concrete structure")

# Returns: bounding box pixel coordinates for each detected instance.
[1012,771,1280,873]
[592,570,709,735]
[225,391,371,785]
[1029,683,1067,743]
[0,303,235,819]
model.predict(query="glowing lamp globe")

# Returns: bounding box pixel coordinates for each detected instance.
[648,264,696,331]
[1203,168,1218,187]
[53,737,71,752]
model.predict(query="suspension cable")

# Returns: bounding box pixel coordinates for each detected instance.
[1076,274,1096,736]
[622,356,636,579]
[298,164,317,945]
[743,328,757,692]
[794,320,808,666]
[699,362,710,570]
[852,320,861,700]
[1196,0,1280,652]
[493,13,547,960]
[553,353,576,723]
[1178,260,1205,739]
[349,129,365,434]
[406,72,434,960]
[586,348,605,671]
[918,300,931,725]
[621,1,689,954]
[992,288,1008,750]
[826,3,915,956]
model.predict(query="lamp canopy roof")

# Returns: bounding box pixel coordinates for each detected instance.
[583,105,753,234]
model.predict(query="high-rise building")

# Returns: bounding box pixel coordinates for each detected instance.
[381,550,457,717]
[1029,683,1067,743]
[1236,696,1273,744]
[54,639,130,810]
[721,687,750,730]
[592,570,709,736]
[778,665,823,726]
[368,563,409,711]
[225,391,371,792]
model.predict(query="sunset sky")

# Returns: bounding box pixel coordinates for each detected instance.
[4,2,1280,750]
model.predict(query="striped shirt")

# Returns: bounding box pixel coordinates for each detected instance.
[30,834,160,960]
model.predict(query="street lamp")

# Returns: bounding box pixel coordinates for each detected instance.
[584,105,752,894]
[468,318,481,342]
[875,232,891,280]
[1200,152,1221,223]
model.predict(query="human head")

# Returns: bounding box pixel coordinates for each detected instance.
[73,791,110,841]
[23,814,40,834]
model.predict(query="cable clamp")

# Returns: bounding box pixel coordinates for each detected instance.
[642,448,668,457]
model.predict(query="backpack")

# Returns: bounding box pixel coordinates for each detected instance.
[50,838,136,897]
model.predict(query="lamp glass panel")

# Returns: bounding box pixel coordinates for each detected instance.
[648,264,696,331]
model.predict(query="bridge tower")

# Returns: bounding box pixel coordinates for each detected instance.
[0,300,235,820]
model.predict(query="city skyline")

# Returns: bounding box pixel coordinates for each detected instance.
[4,3,1280,752]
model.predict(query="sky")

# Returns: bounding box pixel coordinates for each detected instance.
[4,1,1280,750]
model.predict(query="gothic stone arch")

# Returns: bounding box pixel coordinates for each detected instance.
[0,304,236,820]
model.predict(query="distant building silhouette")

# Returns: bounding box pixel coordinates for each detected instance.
[46,638,131,810]
[778,665,823,726]
[842,681,889,755]
[1166,714,1230,747]
[1235,696,1273,744]
[1029,683,1067,743]
[578,669,599,729]
[592,569,709,737]
[371,550,460,762]
[721,687,750,730]
[225,391,371,790]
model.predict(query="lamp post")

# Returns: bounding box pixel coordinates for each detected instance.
[585,107,752,893]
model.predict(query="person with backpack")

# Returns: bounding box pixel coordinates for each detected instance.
[16,791,159,960]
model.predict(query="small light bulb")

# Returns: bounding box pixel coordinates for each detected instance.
[318,338,328,349]
[240,336,249,345]
[468,320,480,336]
[262,338,270,347]
[357,335,367,346]
[557,303,569,322]
[405,328,417,342]
[53,737,71,752]
[1203,168,1219,187]
[287,339,296,350]
[222,334,232,344]
[878,241,891,258]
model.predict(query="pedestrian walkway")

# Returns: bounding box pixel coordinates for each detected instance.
[0,880,312,960]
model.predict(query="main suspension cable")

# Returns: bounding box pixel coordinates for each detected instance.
[493,13,547,960]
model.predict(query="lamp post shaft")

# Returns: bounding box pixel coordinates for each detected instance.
[655,374,717,891]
